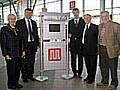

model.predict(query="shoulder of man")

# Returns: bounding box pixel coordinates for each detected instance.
[1,26,8,33]
[110,21,120,26]
[69,18,74,22]
[91,23,98,27]
[16,18,25,24]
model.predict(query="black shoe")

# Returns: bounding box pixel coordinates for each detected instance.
[16,83,23,89]
[8,85,17,89]
[84,78,89,81]
[73,73,77,78]
[78,76,82,79]
[86,80,95,84]
[28,77,36,81]
[23,79,28,82]
[78,74,82,79]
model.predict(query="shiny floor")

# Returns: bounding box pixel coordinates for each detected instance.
[0,51,120,90]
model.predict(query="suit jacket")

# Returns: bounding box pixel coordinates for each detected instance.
[68,17,85,49]
[0,24,23,58]
[98,21,120,58]
[83,23,98,55]
[16,18,39,52]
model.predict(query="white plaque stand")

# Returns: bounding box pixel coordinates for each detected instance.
[36,15,48,81]
[62,19,73,79]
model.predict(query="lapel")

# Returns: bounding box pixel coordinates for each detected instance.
[23,18,28,30]
[73,18,80,27]
[85,23,92,34]
[22,18,29,39]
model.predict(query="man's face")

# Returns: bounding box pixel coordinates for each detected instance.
[25,10,32,19]
[84,15,91,24]
[73,10,79,18]
[101,12,109,24]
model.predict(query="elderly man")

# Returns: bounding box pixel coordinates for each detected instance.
[97,11,120,90]
[83,14,98,84]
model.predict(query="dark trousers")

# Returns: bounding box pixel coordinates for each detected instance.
[70,40,83,75]
[84,54,97,80]
[99,45,118,87]
[21,42,36,79]
[6,57,21,87]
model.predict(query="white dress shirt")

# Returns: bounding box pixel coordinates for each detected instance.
[82,23,91,44]
[25,18,34,42]
[74,18,79,24]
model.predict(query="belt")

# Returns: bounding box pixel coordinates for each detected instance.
[99,45,106,47]
[27,42,35,45]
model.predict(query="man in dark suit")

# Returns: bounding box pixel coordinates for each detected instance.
[16,8,39,82]
[68,8,85,78]
[82,14,98,83]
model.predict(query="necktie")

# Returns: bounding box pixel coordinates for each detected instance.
[84,24,89,43]
[86,24,88,30]
[75,19,78,27]
[28,20,33,41]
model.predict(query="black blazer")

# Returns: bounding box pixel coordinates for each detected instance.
[68,17,85,48]
[83,23,98,55]
[16,18,39,52]
[0,24,23,58]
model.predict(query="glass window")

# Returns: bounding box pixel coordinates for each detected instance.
[63,0,69,13]
[113,0,120,7]
[105,0,111,9]
[85,0,100,10]
[46,1,60,12]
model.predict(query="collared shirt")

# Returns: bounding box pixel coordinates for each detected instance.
[99,23,108,46]
[82,23,91,44]
[25,18,34,42]
[74,18,80,24]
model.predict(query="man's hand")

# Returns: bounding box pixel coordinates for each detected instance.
[68,33,72,38]
[22,51,25,58]
[5,55,12,60]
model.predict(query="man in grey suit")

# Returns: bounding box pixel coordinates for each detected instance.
[97,11,120,90]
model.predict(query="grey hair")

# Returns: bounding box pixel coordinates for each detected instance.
[100,11,109,15]
[7,14,16,20]
[84,14,91,17]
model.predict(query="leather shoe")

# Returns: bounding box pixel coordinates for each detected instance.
[23,79,28,82]
[8,85,16,89]
[84,78,89,81]
[28,77,36,81]
[78,75,82,79]
[16,83,23,89]
[86,80,95,84]
[73,73,77,77]
[96,82,108,86]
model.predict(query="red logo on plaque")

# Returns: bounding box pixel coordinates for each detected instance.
[48,48,61,61]
[70,1,76,10]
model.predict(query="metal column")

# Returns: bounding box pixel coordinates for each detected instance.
[60,0,63,13]
[1,3,4,25]
[27,0,29,8]
[43,0,46,8]
[33,0,37,12]
[82,0,85,15]
[100,0,105,11]
[110,0,113,20]
[9,0,12,13]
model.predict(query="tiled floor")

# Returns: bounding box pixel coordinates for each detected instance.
[0,51,120,90]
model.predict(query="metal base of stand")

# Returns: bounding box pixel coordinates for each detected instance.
[36,76,48,81]
[62,74,73,80]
